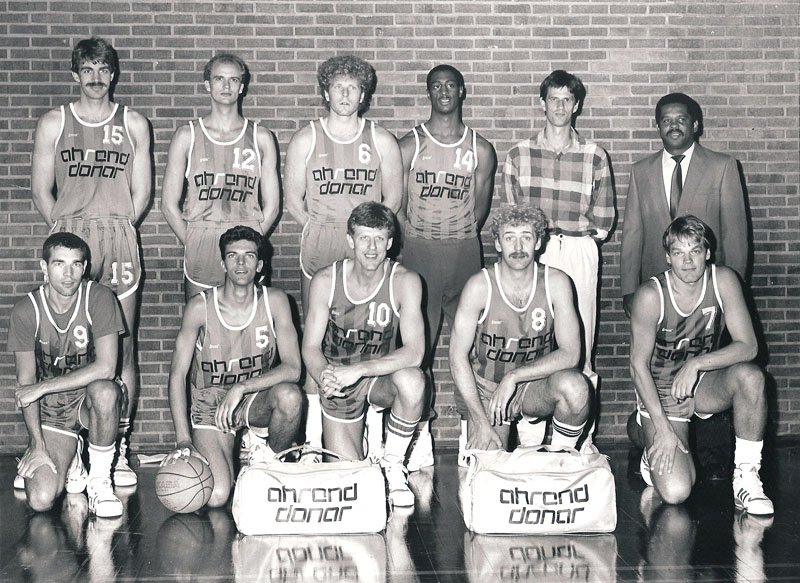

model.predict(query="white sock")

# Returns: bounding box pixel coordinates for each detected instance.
[550,417,586,449]
[88,442,115,481]
[734,437,763,468]
[383,412,419,465]
[305,394,323,448]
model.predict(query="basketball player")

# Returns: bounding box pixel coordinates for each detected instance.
[396,64,497,470]
[449,205,590,454]
[30,37,151,486]
[163,226,302,508]
[284,55,403,455]
[7,233,127,518]
[162,53,280,300]
[302,202,426,507]
[629,216,772,514]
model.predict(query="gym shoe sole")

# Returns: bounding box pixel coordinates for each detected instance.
[87,478,124,519]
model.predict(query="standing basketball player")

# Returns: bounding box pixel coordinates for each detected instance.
[397,64,497,469]
[449,205,590,453]
[284,55,403,454]
[629,216,772,514]
[302,202,426,507]
[30,37,151,486]
[8,233,127,518]
[163,226,302,508]
[162,53,280,300]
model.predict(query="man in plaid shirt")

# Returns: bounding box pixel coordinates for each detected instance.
[503,70,615,406]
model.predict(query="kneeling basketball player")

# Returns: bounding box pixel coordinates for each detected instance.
[163,225,302,508]
[450,204,591,457]
[302,202,426,508]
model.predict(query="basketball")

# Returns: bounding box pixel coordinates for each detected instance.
[155,456,214,513]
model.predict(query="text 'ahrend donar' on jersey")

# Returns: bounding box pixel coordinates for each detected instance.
[323,259,400,366]
[53,103,136,220]
[305,118,382,224]
[183,118,265,223]
[191,286,277,390]
[406,124,479,240]
[472,262,556,384]
[650,265,726,386]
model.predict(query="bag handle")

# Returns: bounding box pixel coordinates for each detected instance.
[273,444,359,462]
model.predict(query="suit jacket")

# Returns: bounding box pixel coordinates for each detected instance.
[620,143,748,296]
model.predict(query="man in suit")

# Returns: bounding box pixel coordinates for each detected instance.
[621,92,749,481]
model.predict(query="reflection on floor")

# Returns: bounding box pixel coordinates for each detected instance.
[1,442,798,582]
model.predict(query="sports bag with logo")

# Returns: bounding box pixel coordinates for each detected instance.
[232,446,388,535]
[460,445,616,534]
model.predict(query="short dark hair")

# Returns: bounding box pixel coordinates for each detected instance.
[43,232,90,263]
[203,53,248,83]
[71,37,118,78]
[490,204,549,244]
[426,64,465,91]
[539,70,586,108]
[317,55,376,115]
[218,225,263,259]
[655,92,702,124]
[662,215,713,253]
[347,202,396,238]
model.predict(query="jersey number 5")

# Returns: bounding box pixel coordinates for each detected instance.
[255,326,271,348]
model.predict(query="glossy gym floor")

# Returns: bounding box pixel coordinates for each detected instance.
[1,442,798,582]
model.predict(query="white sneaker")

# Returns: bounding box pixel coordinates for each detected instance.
[13,474,24,490]
[248,441,277,466]
[240,429,270,465]
[87,477,123,519]
[517,418,547,448]
[733,464,774,516]
[113,437,137,487]
[640,451,653,487]
[406,425,434,472]
[365,406,384,460]
[66,435,88,494]
[458,420,470,468]
[382,461,414,508]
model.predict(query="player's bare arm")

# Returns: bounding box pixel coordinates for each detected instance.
[473,134,497,232]
[629,283,688,476]
[301,266,343,397]
[127,110,153,224]
[449,272,503,450]
[14,352,56,478]
[671,266,758,402]
[283,126,314,226]
[161,125,192,244]
[214,288,302,431]
[374,126,403,214]
[30,108,63,228]
[256,125,280,234]
[396,130,416,228]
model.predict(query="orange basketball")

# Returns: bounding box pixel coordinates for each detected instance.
[155,455,214,513]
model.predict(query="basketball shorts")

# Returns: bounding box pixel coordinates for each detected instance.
[185,221,263,290]
[191,386,259,434]
[300,221,352,280]
[471,375,547,423]
[52,217,141,300]
[41,378,127,437]
[320,375,390,422]
[636,370,716,422]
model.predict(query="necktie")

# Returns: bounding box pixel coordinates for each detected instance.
[670,154,685,219]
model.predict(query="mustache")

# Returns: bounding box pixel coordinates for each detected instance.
[509,252,529,259]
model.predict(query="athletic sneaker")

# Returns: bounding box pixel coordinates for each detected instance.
[248,441,277,466]
[733,464,774,516]
[382,461,414,508]
[457,429,470,468]
[406,427,434,472]
[87,477,123,519]
[639,451,653,486]
[113,437,137,487]
[66,435,88,494]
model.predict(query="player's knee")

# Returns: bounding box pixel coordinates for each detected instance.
[207,473,232,508]
[27,486,57,512]
[553,370,591,419]
[731,362,765,400]
[273,383,303,418]
[85,379,122,413]
[656,478,692,506]
[392,367,426,402]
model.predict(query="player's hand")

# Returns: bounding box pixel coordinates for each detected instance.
[488,377,517,426]
[215,385,244,432]
[161,442,209,467]
[671,361,700,403]
[327,364,364,391]
[467,419,503,451]
[15,384,42,409]
[318,365,346,398]
[17,446,57,478]
[647,427,688,477]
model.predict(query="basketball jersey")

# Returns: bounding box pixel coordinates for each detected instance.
[649,265,726,386]
[322,259,400,366]
[190,286,277,392]
[406,124,478,240]
[183,118,264,224]
[52,103,136,220]
[472,262,556,384]
[305,118,382,225]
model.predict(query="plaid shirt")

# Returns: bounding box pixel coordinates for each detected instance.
[503,128,615,240]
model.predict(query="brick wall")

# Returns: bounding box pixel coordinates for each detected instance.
[1,1,798,453]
